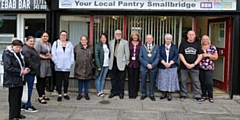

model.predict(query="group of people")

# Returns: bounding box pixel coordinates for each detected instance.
[2,29,218,120]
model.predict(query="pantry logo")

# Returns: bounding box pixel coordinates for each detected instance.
[61,0,72,8]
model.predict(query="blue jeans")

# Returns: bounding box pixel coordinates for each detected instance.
[95,66,109,93]
[141,71,157,96]
[22,74,35,108]
[78,80,89,94]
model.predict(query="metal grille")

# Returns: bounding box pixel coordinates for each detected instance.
[127,16,180,46]
[93,16,124,44]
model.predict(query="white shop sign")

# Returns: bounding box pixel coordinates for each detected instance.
[59,0,236,11]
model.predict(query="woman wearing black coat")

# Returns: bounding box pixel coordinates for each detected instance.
[2,40,29,120]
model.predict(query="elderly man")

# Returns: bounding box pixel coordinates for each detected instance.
[139,34,160,101]
[108,29,130,99]
[179,30,203,103]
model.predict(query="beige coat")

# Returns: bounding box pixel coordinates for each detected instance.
[109,39,130,71]
[74,44,93,80]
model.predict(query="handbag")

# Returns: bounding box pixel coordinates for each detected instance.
[21,83,28,103]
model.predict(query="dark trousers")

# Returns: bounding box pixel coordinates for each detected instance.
[141,71,157,96]
[9,86,23,119]
[128,67,140,97]
[78,80,90,94]
[110,64,126,95]
[36,76,50,97]
[199,69,213,98]
[55,71,70,95]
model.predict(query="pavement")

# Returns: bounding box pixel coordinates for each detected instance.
[0,87,240,120]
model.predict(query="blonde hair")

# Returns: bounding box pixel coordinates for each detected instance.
[201,35,211,45]
[130,31,140,41]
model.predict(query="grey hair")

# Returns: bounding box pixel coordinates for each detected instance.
[115,29,122,34]
[165,34,172,40]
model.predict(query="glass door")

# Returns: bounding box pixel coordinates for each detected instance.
[208,17,231,91]
[17,14,46,42]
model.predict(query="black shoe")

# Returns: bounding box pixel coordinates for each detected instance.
[140,95,147,100]
[168,97,172,101]
[119,95,124,99]
[57,97,62,102]
[64,95,70,100]
[77,94,82,100]
[43,96,50,101]
[18,114,26,119]
[132,96,137,99]
[38,98,47,104]
[150,96,156,101]
[160,94,167,99]
[85,94,90,100]
[108,94,118,98]
[9,118,19,120]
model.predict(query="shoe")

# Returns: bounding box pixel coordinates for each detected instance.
[43,96,50,101]
[64,95,70,100]
[168,97,172,101]
[108,94,118,98]
[132,96,137,99]
[18,114,26,119]
[77,94,82,100]
[160,94,167,99]
[21,106,25,111]
[100,93,105,98]
[209,98,214,103]
[140,95,147,100]
[180,96,186,101]
[150,96,156,101]
[57,96,62,102]
[201,97,207,102]
[97,92,102,97]
[85,94,90,100]
[25,106,38,113]
[119,95,124,99]
[195,98,203,104]
[38,98,47,104]
[9,118,19,120]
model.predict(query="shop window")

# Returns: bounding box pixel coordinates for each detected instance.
[127,16,181,46]
[0,14,17,63]
[60,15,90,77]
[93,16,124,45]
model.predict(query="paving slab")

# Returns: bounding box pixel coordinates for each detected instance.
[222,104,240,116]
[181,99,231,115]
[71,108,119,120]
[142,99,185,113]
[100,99,142,110]
[166,112,213,120]
[210,115,240,120]
[119,110,165,120]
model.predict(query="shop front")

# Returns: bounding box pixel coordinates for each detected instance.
[49,0,240,95]
[0,0,50,86]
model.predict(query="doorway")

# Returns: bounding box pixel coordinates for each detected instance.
[17,14,46,42]
[196,17,232,92]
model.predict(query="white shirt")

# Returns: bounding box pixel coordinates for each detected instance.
[103,44,110,67]
[147,44,152,50]
[165,43,171,63]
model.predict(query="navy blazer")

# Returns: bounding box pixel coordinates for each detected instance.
[139,44,160,73]
[158,43,178,69]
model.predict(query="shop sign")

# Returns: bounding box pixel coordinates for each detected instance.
[59,0,236,11]
[0,0,48,10]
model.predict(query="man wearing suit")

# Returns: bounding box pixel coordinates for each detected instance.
[139,34,160,101]
[108,29,130,99]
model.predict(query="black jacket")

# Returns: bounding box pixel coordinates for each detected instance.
[22,44,41,75]
[2,47,25,88]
